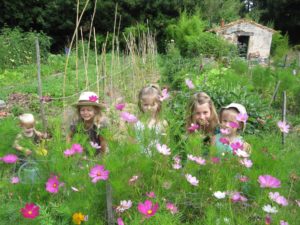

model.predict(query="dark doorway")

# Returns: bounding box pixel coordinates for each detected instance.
[237,35,249,58]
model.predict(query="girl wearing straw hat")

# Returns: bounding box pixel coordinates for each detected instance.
[66,91,108,155]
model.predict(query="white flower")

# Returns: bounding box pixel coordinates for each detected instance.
[90,141,101,149]
[185,174,199,186]
[262,204,278,214]
[116,200,132,213]
[236,149,250,158]
[213,191,226,199]
[239,158,253,168]
[156,143,171,156]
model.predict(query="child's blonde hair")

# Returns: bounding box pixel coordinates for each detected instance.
[138,84,162,115]
[186,92,219,134]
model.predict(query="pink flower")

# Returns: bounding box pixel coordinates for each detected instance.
[258,175,281,188]
[188,155,206,165]
[235,149,249,158]
[231,192,248,202]
[219,137,230,145]
[229,121,239,128]
[280,220,289,225]
[160,88,170,101]
[265,215,272,225]
[137,200,159,218]
[0,154,18,164]
[166,202,178,214]
[64,148,75,157]
[89,95,98,102]
[239,158,253,168]
[72,144,83,153]
[146,192,156,198]
[236,113,248,123]
[21,203,40,219]
[172,156,182,169]
[117,218,124,225]
[115,103,126,111]
[185,79,195,89]
[90,141,101,149]
[89,165,109,183]
[211,157,220,164]
[230,140,244,151]
[185,174,199,186]
[116,200,132,213]
[239,175,249,182]
[220,128,230,135]
[269,192,288,206]
[277,121,290,133]
[120,112,138,123]
[156,143,171,156]
[128,175,139,184]
[46,175,62,194]
[11,176,20,184]
[188,123,199,133]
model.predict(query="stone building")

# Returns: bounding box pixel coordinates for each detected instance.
[211,19,276,60]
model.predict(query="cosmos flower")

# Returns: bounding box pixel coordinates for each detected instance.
[236,113,248,123]
[185,79,195,89]
[137,200,159,218]
[239,158,253,168]
[0,154,18,164]
[117,218,124,225]
[213,191,226,199]
[46,175,63,194]
[11,176,20,184]
[89,165,109,183]
[116,200,133,213]
[219,137,230,145]
[115,103,126,111]
[269,192,288,206]
[166,202,178,214]
[258,175,281,188]
[120,112,138,123]
[160,88,170,101]
[185,174,199,186]
[89,95,98,102]
[146,192,156,198]
[262,204,278,214]
[156,143,171,156]
[188,123,200,133]
[277,121,290,133]
[20,203,40,219]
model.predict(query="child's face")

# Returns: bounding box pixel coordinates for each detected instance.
[193,103,211,125]
[141,96,159,116]
[80,106,96,122]
[21,122,34,134]
[220,109,239,136]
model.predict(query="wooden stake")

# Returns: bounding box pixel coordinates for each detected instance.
[106,182,114,225]
[269,80,281,107]
[282,91,286,145]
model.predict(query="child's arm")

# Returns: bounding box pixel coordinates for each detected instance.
[211,135,217,146]
[13,134,32,155]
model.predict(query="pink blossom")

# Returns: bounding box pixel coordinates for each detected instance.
[20,203,40,219]
[120,112,138,123]
[0,154,18,164]
[156,143,171,156]
[115,103,126,111]
[219,137,230,145]
[269,192,288,206]
[239,175,249,182]
[236,113,248,123]
[90,141,101,149]
[46,175,62,194]
[236,149,249,158]
[265,215,272,225]
[166,202,178,214]
[64,148,75,157]
[160,88,170,101]
[211,157,220,164]
[137,200,159,218]
[229,121,240,128]
[72,144,83,153]
[117,218,124,225]
[128,175,139,184]
[172,156,182,169]
[89,95,98,102]
[116,200,132,213]
[11,176,20,184]
[239,158,253,168]
[185,174,199,186]
[185,79,195,89]
[146,192,156,198]
[277,121,290,133]
[89,165,109,183]
[188,155,206,165]
[188,123,199,133]
[258,175,281,188]
[231,192,248,202]
[230,140,244,152]
[220,128,230,135]
[280,220,289,225]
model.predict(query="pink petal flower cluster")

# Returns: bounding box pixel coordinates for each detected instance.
[258,175,281,188]
[230,140,244,152]
[185,79,195,89]
[160,88,170,101]
[156,143,171,156]
[89,95,98,102]
[117,218,125,225]
[187,154,206,165]
[89,165,109,183]
[239,175,249,182]
[280,220,289,225]
[185,174,199,186]
[269,192,288,206]
[146,192,156,198]
[229,121,239,128]
[128,175,139,185]
[211,157,220,164]
[219,137,230,145]
[236,113,248,123]
[116,200,133,213]
[277,121,290,133]
[120,112,138,123]
[188,123,199,133]
[115,103,126,111]
[21,203,40,219]
[235,149,249,158]
[137,200,159,218]
[220,128,230,135]
[166,202,178,214]
[64,143,83,157]
[46,175,63,194]
[0,154,18,164]
[239,158,253,168]
[172,156,182,169]
[11,176,20,184]
[90,141,101,149]
[230,192,248,202]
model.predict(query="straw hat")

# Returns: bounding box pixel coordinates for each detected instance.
[73,91,104,109]
[19,113,35,124]
[221,103,247,130]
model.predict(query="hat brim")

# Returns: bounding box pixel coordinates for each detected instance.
[73,102,104,109]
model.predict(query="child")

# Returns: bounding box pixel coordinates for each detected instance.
[212,103,251,155]
[66,91,108,155]
[186,92,219,142]
[13,113,48,156]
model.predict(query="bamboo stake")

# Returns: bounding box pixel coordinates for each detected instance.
[93,28,100,97]
[110,3,118,101]
[80,27,89,88]
[85,0,97,69]
[269,80,281,107]
[282,91,286,145]
[75,0,79,92]
[106,182,114,225]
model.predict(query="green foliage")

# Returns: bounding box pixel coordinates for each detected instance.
[271,32,289,63]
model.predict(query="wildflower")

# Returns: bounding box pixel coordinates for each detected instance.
[172,156,182,169]
[231,192,247,202]
[230,140,244,151]
[0,154,18,164]
[236,113,248,123]
[219,137,230,145]
[115,103,125,111]
[185,79,195,89]
[194,156,206,165]
[277,121,290,133]
[258,175,281,188]
[89,95,98,102]
[72,212,86,224]
[146,192,156,198]
[72,144,83,153]
[90,141,101,149]
[137,200,159,218]
[11,176,20,184]
[220,128,230,135]
[211,157,220,164]
[116,200,132,213]
[71,186,79,192]
[188,123,200,133]
[280,220,289,225]
[128,175,139,184]
[64,148,75,157]
[156,143,171,156]
[213,191,226,199]
[46,175,62,194]
[239,175,249,182]
[265,215,272,225]
[117,218,124,225]
[89,165,109,183]
[160,88,170,101]
[239,158,253,168]
[262,204,278,214]
[269,192,288,206]
[236,149,250,158]
[229,121,239,128]
[185,174,199,186]
[120,112,138,123]
[20,203,40,219]
[166,202,178,214]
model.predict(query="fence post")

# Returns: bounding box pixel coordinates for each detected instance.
[36,38,47,131]
[282,91,286,145]
[269,81,281,107]
[106,182,114,225]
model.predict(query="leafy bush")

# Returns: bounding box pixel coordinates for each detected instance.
[271,32,289,63]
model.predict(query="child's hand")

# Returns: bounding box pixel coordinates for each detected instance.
[25,149,32,156]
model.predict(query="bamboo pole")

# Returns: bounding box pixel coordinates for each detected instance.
[75,0,79,92]
[106,182,114,225]
[85,0,97,69]
[80,27,89,88]
[269,80,281,107]
[282,91,286,145]
[93,28,100,97]
[110,3,118,101]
